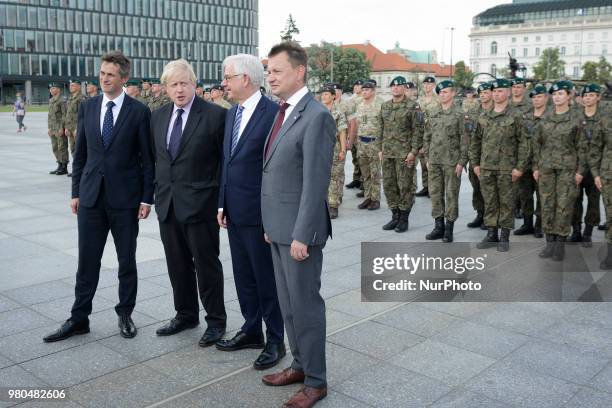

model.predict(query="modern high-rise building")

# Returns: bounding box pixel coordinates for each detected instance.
[0,0,259,103]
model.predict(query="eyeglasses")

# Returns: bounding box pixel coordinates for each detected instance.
[222,74,243,81]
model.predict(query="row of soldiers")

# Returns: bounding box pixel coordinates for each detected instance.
[321,75,612,269]
[47,78,234,176]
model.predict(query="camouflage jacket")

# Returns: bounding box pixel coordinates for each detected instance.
[462,99,479,113]
[470,104,527,172]
[355,97,383,150]
[520,110,545,171]
[329,103,348,141]
[588,114,612,179]
[533,109,582,173]
[64,92,86,132]
[379,96,423,158]
[214,99,232,109]
[345,95,362,121]
[511,98,531,115]
[424,104,469,167]
[578,108,607,174]
[48,95,66,132]
[148,95,170,112]
[417,94,440,120]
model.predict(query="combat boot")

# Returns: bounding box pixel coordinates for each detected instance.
[582,224,594,248]
[415,188,429,197]
[442,220,454,243]
[329,207,338,219]
[55,163,68,175]
[498,228,510,252]
[467,212,484,229]
[476,228,499,249]
[346,180,361,189]
[599,223,608,231]
[569,224,582,242]
[357,199,371,210]
[356,191,365,198]
[394,210,409,233]
[49,162,61,175]
[367,200,380,211]
[539,234,556,258]
[382,209,400,231]
[601,244,612,270]
[552,236,566,262]
[514,206,523,219]
[534,216,543,238]
[514,216,534,236]
[425,217,445,240]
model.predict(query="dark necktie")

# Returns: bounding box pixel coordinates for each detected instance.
[168,108,184,160]
[230,105,244,156]
[102,101,115,148]
[265,102,290,159]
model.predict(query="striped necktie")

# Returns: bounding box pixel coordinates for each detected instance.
[230,105,244,156]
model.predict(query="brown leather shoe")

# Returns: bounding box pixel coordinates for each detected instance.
[262,367,305,386]
[284,386,327,408]
[367,200,380,210]
[357,198,371,209]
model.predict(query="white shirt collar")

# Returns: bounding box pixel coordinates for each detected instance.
[240,90,262,111]
[102,91,126,109]
[173,95,196,116]
[285,86,309,107]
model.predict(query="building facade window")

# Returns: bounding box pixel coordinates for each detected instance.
[511,48,516,57]
[523,48,528,57]
[491,41,498,55]
[573,66,580,78]
[490,63,497,77]
[535,47,540,57]
[561,46,566,55]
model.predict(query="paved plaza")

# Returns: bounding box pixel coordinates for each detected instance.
[1,112,612,407]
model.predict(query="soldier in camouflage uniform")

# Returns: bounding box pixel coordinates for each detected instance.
[64,79,86,177]
[405,81,418,101]
[533,80,583,261]
[147,79,170,112]
[355,81,383,210]
[514,84,547,238]
[125,79,143,101]
[470,78,527,252]
[47,82,68,175]
[416,76,440,197]
[86,80,99,98]
[346,79,364,189]
[211,84,232,109]
[569,83,604,246]
[203,87,212,102]
[320,86,348,219]
[464,82,493,230]
[424,80,468,242]
[196,81,205,99]
[140,78,152,106]
[510,78,532,115]
[461,87,479,113]
[379,76,423,232]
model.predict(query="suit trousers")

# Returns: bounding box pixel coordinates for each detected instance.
[270,243,326,389]
[71,183,139,323]
[159,204,227,327]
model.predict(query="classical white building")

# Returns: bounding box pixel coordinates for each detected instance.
[469,0,612,80]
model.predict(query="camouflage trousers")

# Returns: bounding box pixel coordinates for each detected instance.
[480,169,515,229]
[382,158,415,211]
[517,170,541,218]
[357,140,381,201]
[468,163,484,214]
[49,132,68,164]
[429,164,461,222]
[601,174,612,244]
[571,171,600,226]
[67,129,77,157]
[418,152,428,189]
[328,145,346,208]
[539,168,579,237]
[350,143,361,183]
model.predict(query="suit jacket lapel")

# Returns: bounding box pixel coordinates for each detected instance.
[174,97,203,160]
[230,97,267,161]
[159,103,173,161]
[106,96,132,149]
[92,96,103,149]
[225,105,237,161]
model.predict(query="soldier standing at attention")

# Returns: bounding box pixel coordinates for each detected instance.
[85,80,99,98]
[424,80,468,242]
[140,78,152,105]
[64,79,86,177]
[320,86,348,219]
[125,79,142,100]
[416,76,440,197]
[147,79,170,112]
[514,84,547,238]
[533,80,583,262]
[465,82,493,230]
[48,82,68,175]
[195,81,205,98]
[203,87,212,102]
[211,84,232,109]
[510,78,531,114]
[461,88,479,113]
[346,79,364,190]
[471,79,526,252]
[355,80,382,211]
[569,83,604,246]
[405,81,418,101]
[379,76,422,233]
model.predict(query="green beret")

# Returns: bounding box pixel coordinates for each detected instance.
[435,80,455,94]
[362,81,376,89]
[423,76,436,84]
[491,78,511,89]
[319,85,335,94]
[390,76,407,87]
[204,87,211,93]
[141,78,152,84]
[368,79,377,86]
[196,81,204,88]
[406,81,416,89]
[477,82,493,93]
[125,79,140,87]
[549,80,573,94]
[529,84,548,98]
[87,79,99,87]
[69,79,81,85]
[581,83,601,96]
[212,84,224,91]
[150,78,160,85]
[353,79,364,86]
[511,78,525,86]
[48,82,62,89]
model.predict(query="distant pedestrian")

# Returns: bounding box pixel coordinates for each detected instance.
[13,93,27,132]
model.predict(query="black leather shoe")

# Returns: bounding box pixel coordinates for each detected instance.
[254,342,286,370]
[415,188,429,197]
[199,327,226,347]
[118,314,137,338]
[216,331,265,351]
[156,318,199,336]
[43,320,89,343]
[345,180,361,189]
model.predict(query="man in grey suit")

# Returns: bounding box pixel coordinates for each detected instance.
[260,42,335,408]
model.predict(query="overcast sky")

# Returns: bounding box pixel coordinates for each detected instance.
[258,0,504,63]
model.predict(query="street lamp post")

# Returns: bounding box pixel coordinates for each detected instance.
[450,27,455,78]
[330,46,334,83]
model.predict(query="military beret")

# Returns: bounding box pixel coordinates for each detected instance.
[390,76,407,87]
[362,81,376,89]
[87,79,99,87]
[491,78,511,89]
[529,84,548,98]
[406,81,416,89]
[125,79,140,87]
[581,83,601,96]
[549,80,573,94]
[319,85,335,94]
[69,79,81,85]
[212,84,224,91]
[48,82,62,89]
[464,87,476,95]
[435,80,455,94]
[150,78,160,85]
[353,79,364,86]
[369,79,378,86]
[511,78,525,86]
[332,83,342,91]
[423,76,436,84]
[196,81,204,88]
[477,82,493,93]
[260,86,266,93]
[141,78,151,84]
[204,87,211,93]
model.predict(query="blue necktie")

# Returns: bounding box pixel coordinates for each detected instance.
[230,105,244,156]
[102,101,115,148]
[168,108,184,160]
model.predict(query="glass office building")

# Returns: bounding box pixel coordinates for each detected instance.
[0,0,259,103]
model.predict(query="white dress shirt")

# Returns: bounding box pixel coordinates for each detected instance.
[166,95,195,148]
[100,91,126,133]
[235,90,262,142]
[282,86,309,124]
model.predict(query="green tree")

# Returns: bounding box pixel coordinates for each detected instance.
[582,61,599,82]
[597,56,612,83]
[532,48,566,80]
[453,61,475,89]
[306,43,370,92]
[280,14,300,42]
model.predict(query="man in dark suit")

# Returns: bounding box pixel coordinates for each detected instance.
[43,51,154,342]
[260,43,336,408]
[151,59,227,347]
[215,54,285,370]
